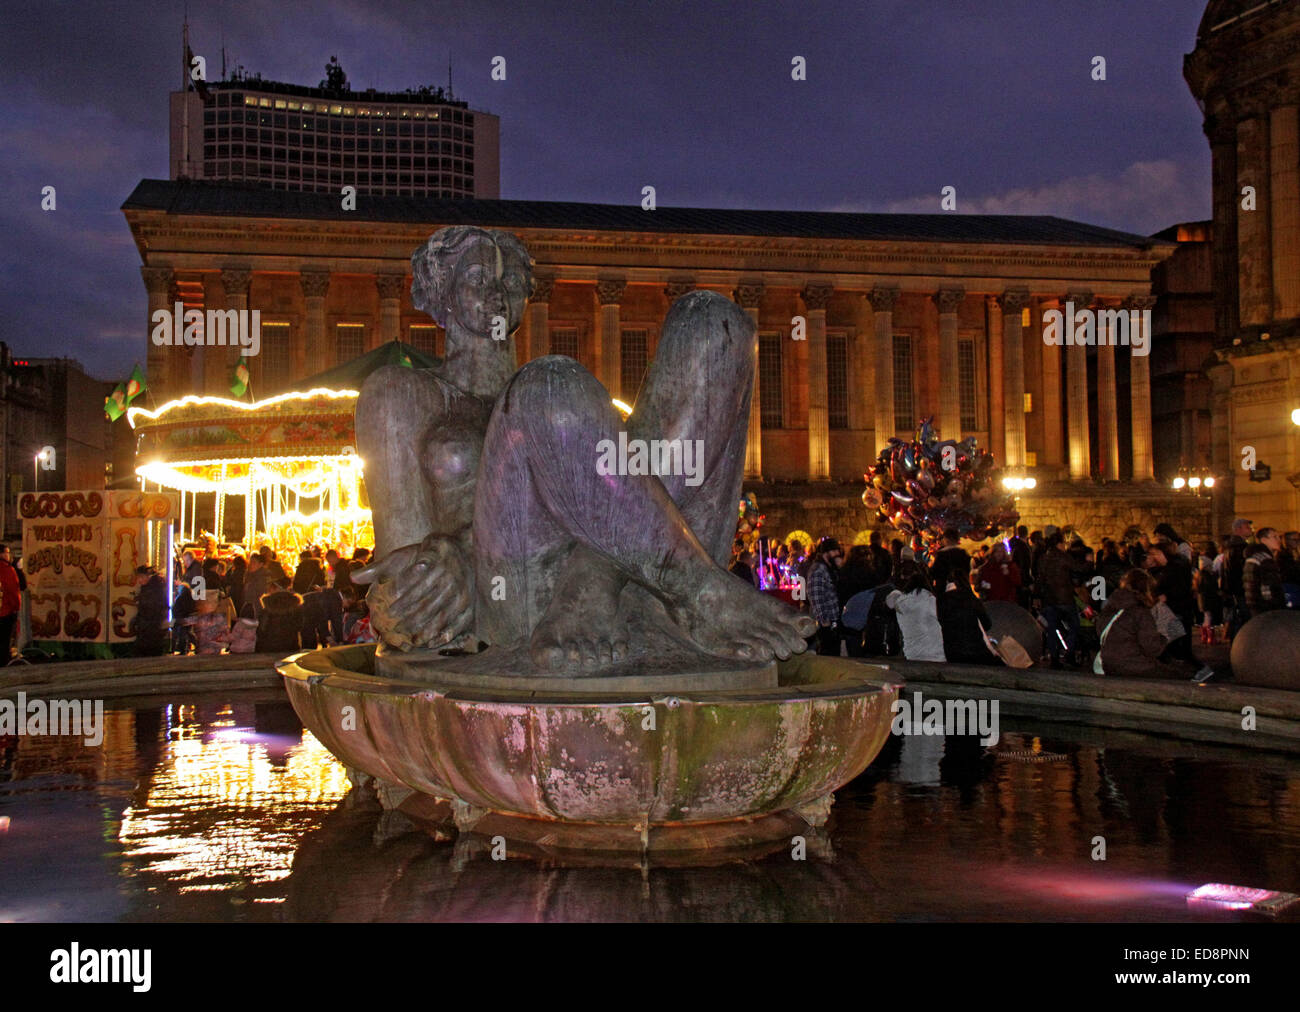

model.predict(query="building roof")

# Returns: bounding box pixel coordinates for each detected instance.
[123,178,1156,249]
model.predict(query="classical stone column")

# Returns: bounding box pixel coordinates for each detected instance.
[934,289,964,439]
[595,276,626,396]
[1095,300,1121,480]
[734,280,764,479]
[168,277,193,396]
[997,290,1031,469]
[986,297,1005,464]
[1127,294,1157,481]
[142,266,173,403]
[1270,104,1300,320]
[221,268,252,395]
[1065,291,1093,480]
[1036,298,1063,474]
[802,283,833,481]
[869,287,899,450]
[300,270,331,378]
[525,274,554,364]
[375,274,404,349]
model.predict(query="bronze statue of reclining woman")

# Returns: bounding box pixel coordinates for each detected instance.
[354,225,814,676]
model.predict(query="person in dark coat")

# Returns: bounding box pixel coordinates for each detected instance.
[836,545,878,601]
[257,582,304,654]
[300,585,345,648]
[292,551,326,596]
[132,565,170,657]
[936,579,993,664]
[1008,526,1033,608]
[227,553,247,615]
[929,527,971,592]
[868,531,892,587]
[242,554,271,620]
[1096,569,1182,679]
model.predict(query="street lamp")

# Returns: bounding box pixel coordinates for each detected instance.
[33,448,52,492]
[1171,467,1215,496]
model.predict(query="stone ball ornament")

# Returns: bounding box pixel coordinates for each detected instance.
[1230,610,1300,690]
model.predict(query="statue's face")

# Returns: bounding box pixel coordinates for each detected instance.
[450,239,528,337]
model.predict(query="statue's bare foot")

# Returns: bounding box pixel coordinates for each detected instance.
[668,566,816,662]
[529,546,630,672]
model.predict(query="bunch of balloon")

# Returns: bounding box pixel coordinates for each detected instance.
[861,416,1019,556]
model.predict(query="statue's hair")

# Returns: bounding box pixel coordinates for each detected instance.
[411,225,535,326]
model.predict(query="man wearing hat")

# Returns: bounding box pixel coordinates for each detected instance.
[132,565,169,657]
[808,536,845,655]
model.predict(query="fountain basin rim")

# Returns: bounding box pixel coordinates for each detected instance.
[276,643,898,706]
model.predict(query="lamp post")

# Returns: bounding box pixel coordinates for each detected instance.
[33,448,51,492]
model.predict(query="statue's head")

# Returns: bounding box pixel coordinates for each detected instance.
[411,226,534,338]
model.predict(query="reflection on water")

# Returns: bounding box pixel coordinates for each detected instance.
[1,689,1298,921]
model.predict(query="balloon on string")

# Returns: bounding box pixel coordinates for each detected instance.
[861,415,1019,552]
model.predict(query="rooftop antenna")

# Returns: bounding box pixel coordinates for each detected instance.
[448,53,453,98]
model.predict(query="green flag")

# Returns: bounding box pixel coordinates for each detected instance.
[125,364,147,404]
[230,356,250,397]
[104,383,127,421]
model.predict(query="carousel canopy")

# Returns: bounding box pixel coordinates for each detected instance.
[296,339,438,392]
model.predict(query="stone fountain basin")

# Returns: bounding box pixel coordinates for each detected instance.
[278,645,898,827]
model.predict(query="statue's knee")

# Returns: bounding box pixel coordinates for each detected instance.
[661,290,753,363]
[504,355,606,419]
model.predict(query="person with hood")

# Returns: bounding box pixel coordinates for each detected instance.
[1244,527,1286,618]
[1095,569,1183,679]
[256,580,304,654]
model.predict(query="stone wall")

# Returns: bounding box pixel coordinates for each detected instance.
[744,481,1214,549]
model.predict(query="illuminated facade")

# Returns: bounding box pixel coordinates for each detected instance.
[124,178,1211,545]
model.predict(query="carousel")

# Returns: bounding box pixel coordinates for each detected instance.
[128,342,436,556]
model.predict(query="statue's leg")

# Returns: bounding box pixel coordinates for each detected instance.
[474,352,814,669]
[628,291,755,567]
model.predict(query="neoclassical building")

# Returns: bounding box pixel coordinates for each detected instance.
[124,177,1201,543]
[1186,0,1300,532]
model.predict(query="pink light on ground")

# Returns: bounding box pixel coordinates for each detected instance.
[1187,883,1300,915]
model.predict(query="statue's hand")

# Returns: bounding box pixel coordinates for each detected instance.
[352,538,474,650]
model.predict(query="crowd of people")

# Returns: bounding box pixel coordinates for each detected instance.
[131,543,378,658]
[730,516,1300,681]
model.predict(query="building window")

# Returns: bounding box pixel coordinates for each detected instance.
[336,323,364,363]
[893,335,914,433]
[550,327,579,359]
[958,338,977,431]
[827,333,848,430]
[261,323,291,392]
[620,328,648,401]
[759,333,784,429]
[407,324,437,358]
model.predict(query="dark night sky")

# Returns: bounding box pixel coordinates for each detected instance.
[0,0,1211,382]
